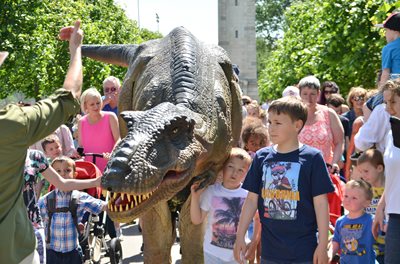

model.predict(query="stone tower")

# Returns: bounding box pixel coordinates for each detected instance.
[218,0,258,101]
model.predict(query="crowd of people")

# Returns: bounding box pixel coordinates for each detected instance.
[2,11,400,264]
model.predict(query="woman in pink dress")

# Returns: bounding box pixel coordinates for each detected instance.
[297,76,344,174]
[77,88,120,172]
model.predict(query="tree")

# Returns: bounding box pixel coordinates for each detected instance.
[0,0,162,100]
[258,0,400,100]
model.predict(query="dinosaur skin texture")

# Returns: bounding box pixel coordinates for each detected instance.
[82,27,242,263]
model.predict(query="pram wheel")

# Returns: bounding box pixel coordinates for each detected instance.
[109,237,123,264]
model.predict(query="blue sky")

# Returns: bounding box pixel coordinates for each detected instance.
[115,0,218,44]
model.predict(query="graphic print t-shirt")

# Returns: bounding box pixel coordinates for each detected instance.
[333,213,376,264]
[243,145,334,262]
[200,183,248,261]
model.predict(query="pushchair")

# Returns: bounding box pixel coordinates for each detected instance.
[48,151,123,264]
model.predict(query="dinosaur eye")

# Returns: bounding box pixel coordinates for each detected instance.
[172,127,179,135]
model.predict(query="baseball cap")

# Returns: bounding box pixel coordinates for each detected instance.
[375,12,400,32]
[0,52,8,67]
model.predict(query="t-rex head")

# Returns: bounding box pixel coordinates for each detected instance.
[103,102,206,222]
[81,27,243,223]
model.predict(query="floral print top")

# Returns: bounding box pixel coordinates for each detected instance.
[23,149,49,229]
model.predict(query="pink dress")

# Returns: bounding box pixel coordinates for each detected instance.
[80,112,116,172]
[298,107,334,164]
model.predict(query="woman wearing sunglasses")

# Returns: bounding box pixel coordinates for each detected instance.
[102,76,121,115]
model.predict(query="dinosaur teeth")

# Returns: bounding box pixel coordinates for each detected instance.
[108,202,112,211]
[126,204,129,211]
[113,192,117,199]
[119,205,123,212]
[127,195,131,202]
[121,193,125,200]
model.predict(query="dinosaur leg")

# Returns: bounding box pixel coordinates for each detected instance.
[142,201,175,264]
[179,194,205,264]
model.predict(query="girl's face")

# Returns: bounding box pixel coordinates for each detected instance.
[384,90,400,118]
[357,162,383,187]
[85,95,102,114]
[245,134,268,153]
[300,87,319,107]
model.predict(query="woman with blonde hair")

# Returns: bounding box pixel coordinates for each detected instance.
[77,88,120,172]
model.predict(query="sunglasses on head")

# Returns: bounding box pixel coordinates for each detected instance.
[104,87,117,93]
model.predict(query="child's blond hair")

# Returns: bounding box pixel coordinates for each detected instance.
[346,179,373,201]
[223,147,252,168]
[357,149,385,169]
[51,156,77,175]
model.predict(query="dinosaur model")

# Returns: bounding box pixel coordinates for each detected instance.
[82,27,242,263]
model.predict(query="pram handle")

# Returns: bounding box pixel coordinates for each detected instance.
[77,147,104,165]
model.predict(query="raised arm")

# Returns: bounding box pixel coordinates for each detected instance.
[41,165,101,192]
[60,20,83,99]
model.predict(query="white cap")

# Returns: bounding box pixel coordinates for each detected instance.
[282,86,300,97]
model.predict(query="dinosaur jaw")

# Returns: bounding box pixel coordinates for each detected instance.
[106,169,190,222]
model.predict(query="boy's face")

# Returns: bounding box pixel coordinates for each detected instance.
[357,162,383,187]
[52,160,76,180]
[222,157,249,189]
[268,112,302,145]
[342,186,370,214]
[44,142,62,159]
[385,28,400,43]
[384,90,400,118]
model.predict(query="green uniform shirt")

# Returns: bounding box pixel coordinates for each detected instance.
[0,89,80,264]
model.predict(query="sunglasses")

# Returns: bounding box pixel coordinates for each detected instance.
[324,90,337,95]
[353,96,365,102]
[104,87,117,93]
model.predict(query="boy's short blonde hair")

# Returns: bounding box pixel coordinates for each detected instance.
[41,134,61,152]
[224,147,252,168]
[268,96,308,130]
[80,88,103,114]
[51,156,77,174]
[357,149,385,169]
[346,179,373,201]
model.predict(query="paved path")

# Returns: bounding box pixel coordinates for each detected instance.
[100,221,182,264]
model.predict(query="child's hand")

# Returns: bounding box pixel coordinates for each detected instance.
[245,240,257,261]
[372,205,386,238]
[190,181,205,197]
[313,243,329,264]
[233,239,247,264]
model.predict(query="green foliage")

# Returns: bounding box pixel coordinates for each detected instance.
[0,0,162,100]
[258,0,399,101]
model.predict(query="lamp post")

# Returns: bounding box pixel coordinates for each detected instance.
[137,0,140,29]
[156,13,159,32]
